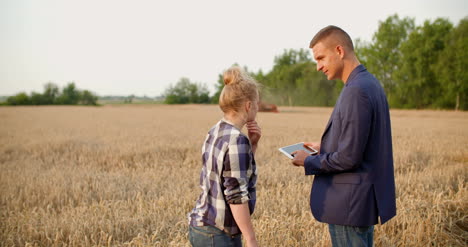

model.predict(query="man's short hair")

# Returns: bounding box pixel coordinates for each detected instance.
[309,25,354,52]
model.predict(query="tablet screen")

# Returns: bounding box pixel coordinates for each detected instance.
[278,143,318,159]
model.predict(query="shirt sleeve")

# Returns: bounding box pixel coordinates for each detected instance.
[305,86,371,175]
[222,135,252,204]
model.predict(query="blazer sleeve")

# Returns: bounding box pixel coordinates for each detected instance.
[305,86,372,175]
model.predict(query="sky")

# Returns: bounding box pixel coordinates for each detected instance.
[1,0,467,97]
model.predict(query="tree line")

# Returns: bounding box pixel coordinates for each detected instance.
[4,14,465,110]
[356,14,467,110]
[165,14,467,110]
[3,82,98,106]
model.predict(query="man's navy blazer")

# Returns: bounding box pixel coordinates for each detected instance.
[304,65,396,227]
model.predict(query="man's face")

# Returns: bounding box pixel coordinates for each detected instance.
[312,41,343,81]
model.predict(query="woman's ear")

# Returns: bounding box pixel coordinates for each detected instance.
[245,100,252,113]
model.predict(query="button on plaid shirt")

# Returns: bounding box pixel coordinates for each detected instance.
[188,119,257,236]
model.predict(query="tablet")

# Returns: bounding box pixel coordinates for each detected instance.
[278,142,318,159]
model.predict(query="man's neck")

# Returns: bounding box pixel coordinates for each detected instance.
[342,58,361,83]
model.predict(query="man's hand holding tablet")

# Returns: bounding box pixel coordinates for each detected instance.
[278,142,320,166]
[279,142,318,158]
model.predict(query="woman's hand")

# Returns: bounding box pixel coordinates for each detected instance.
[246,239,259,247]
[230,203,258,247]
[246,121,261,147]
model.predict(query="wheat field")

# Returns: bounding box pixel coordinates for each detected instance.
[0,105,467,246]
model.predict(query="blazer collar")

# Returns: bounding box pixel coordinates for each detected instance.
[346,64,366,85]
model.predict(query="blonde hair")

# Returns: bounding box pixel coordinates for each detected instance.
[219,66,259,113]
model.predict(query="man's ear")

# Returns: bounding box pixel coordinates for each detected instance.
[336,45,345,59]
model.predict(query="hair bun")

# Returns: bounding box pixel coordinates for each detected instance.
[219,65,259,113]
[223,67,242,85]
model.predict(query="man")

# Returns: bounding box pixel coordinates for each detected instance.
[291,25,396,246]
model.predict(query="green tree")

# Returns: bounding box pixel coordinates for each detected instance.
[56,82,80,105]
[80,90,98,105]
[258,48,342,106]
[6,92,31,105]
[43,82,59,104]
[394,18,453,108]
[28,83,60,105]
[196,85,210,104]
[435,17,468,110]
[164,78,210,104]
[356,14,415,104]
[262,49,311,106]
[30,92,46,105]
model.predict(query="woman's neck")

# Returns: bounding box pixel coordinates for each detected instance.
[223,112,245,130]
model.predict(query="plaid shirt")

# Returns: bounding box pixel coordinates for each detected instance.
[188,119,257,236]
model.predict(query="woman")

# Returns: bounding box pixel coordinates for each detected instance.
[188,66,261,247]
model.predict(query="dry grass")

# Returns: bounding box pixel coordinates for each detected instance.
[0,105,467,246]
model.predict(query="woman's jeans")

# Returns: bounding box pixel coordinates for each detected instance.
[189,225,242,247]
[329,224,374,247]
